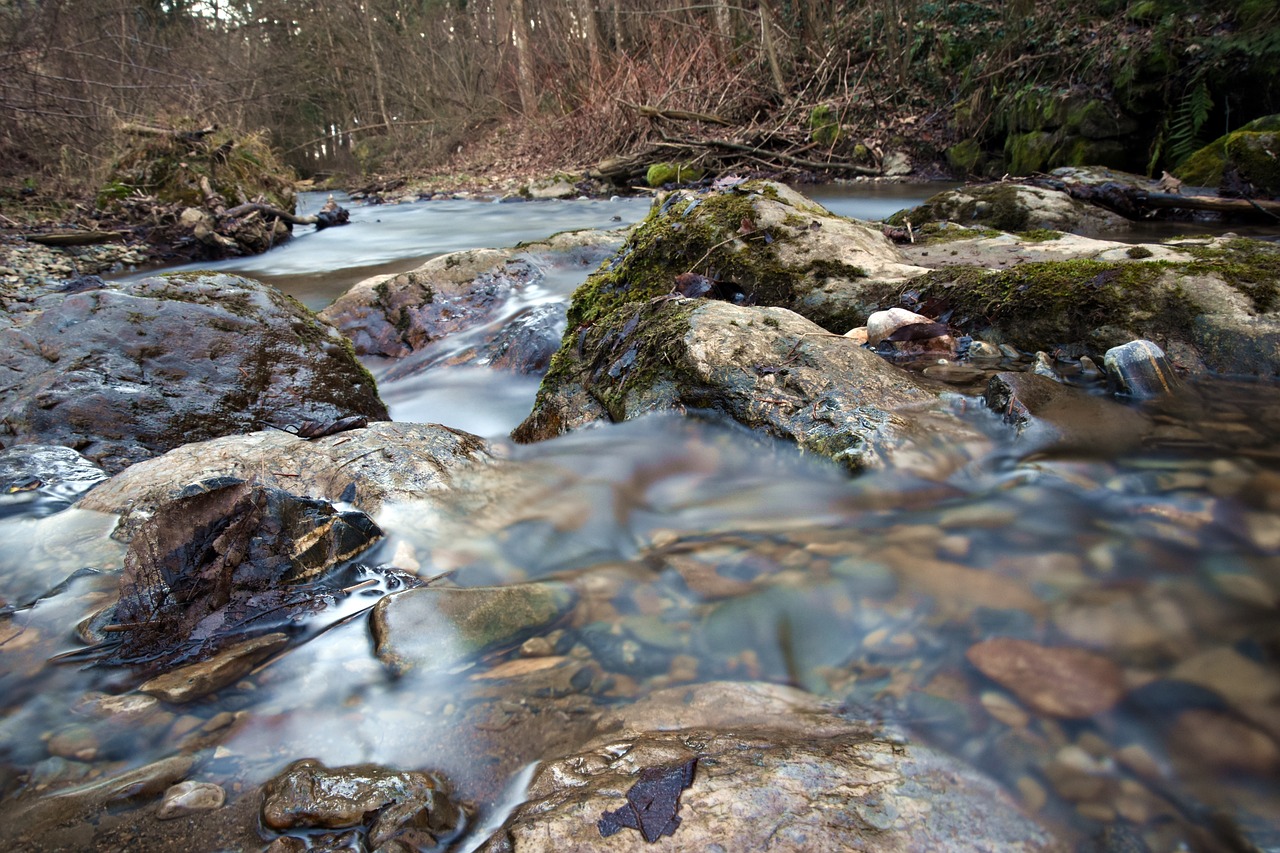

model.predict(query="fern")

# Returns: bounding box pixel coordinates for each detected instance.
[1167,78,1213,166]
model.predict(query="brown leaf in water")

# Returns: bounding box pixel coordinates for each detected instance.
[598,757,697,843]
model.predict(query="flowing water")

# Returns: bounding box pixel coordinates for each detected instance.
[4,187,1280,851]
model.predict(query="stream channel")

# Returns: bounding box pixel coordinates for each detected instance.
[2,183,1279,851]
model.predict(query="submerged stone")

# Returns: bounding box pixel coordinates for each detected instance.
[966,637,1125,719]
[984,371,1152,456]
[371,582,576,675]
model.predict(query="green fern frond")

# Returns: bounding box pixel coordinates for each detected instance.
[1168,78,1213,167]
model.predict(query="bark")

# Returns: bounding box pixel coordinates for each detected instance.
[510,0,537,115]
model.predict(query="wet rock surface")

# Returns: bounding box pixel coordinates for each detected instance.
[984,371,1153,455]
[105,481,381,672]
[321,228,626,366]
[77,421,494,541]
[0,272,387,473]
[261,759,461,850]
[478,681,1066,852]
[515,298,990,472]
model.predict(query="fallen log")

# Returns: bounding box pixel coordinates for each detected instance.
[24,230,126,247]
[223,198,349,229]
[1033,177,1280,221]
[623,101,732,126]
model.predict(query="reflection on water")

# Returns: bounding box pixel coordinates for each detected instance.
[5,189,1280,850]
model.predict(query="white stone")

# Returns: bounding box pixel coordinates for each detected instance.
[866,307,933,345]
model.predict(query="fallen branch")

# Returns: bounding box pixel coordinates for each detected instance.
[224,197,349,229]
[24,230,125,246]
[655,139,881,176]
[622,100,732,126]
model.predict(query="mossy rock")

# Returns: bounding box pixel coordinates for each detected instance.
[888,183,1125,235]
[858,237,1280,374]
[561,180,923,337]
[1005,131,1057,176]
[945,140,985,176]
[810,105,841,147]
[102,128,296,211]
[1175,115,1280,190]
[646,162,705,188]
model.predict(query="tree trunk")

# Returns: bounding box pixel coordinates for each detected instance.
[510,0,536,115]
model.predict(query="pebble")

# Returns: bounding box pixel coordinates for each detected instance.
[157,780,225,819]
[968,340,1002,359]
[980,691,1030,728]
[519,636,554,657]
[46,725,99,761]
[1170,646,1280,708]
[966,637,1125,719]
[1168,709,1280,774]
[1015,775,1047,812]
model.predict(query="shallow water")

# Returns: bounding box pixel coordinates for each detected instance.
[6,189,1280,851]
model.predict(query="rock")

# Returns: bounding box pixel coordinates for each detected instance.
[371,582,576,675]
[261,759,459,849]
[1176,114,1280,195]
[139,633,290,703]
[549,179,927,340]
[107,480,380,670]
[866,307,935,345]
[320,228,626,361]
[44,754,194,809]
[890,183,1126,234]
[1104,339,1180,398]
[984,371,1152,455]
[878,235,1280,375]
[966,637,1125,719]
[418,302,567,376]
[881,150,913,176]
[1169,646,1280,710]
[478,681,1066,852]
[0,445,106,496]
[1168,709,1280,775]
[514,299,989,473]
[76,421,493,542]
[1052,585,1195,663]
[525,177,578,199]
[156,781,225,819]
[0,273,386,474]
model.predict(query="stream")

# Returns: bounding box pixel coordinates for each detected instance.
[3,184,1279,851]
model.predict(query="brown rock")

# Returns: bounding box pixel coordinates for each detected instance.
[1168,709,1280,774]
[139,633,289,704]
[966,638,1125,719]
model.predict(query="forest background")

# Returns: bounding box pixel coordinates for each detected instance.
[3,0,1279,213]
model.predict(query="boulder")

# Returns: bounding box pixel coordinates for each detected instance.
[889,183,1126,234]
[320,228,627,368]
[477,681,1066,852]
[0,273,386,474]
[1176,114,1280,195]
[557,179,925,338]
[513,299,989,473]
[77,421,494,542]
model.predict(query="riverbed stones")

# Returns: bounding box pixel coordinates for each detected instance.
[371,582,576,675]
[77,421,494,542]
[515,299,989,473]
[966,637,1125,719]
[261,759,460,849]
[321,228,627,363]
[0,272,386,473]
[478,680,1066,852]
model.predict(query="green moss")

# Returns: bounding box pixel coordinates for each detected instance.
[810,105,841,146]
[860,258,1197,353]
[565,181,804,333]
[1176,237,1280,312]
[1018,229,1064,242]
[1177,115,1280,188]
[891,184,1036,233]
[646,162,704,188]
[804,259,867,281]
[1127,246,1154,259]
[578,300,697,421]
